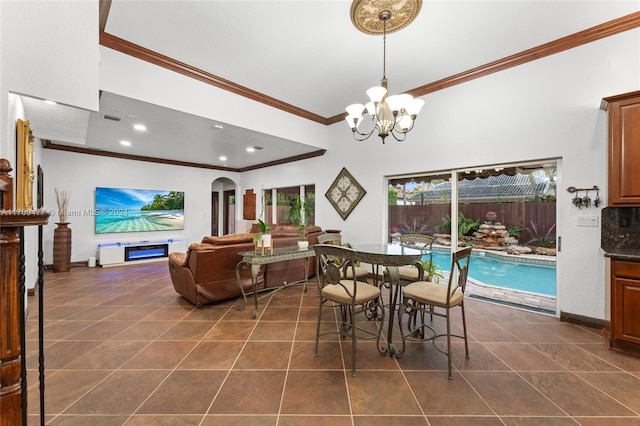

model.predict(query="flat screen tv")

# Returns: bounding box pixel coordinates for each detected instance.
[95,187,184,234]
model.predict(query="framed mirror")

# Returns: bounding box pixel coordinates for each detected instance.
[16,119,34,210]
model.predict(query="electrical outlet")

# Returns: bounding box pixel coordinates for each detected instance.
[576,215,599,227]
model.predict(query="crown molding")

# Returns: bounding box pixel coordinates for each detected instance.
[327,12,640,124]
[99,4,640,126]
[99,0,111,33]
[42,140,326,172]
[409,12,640,97]
[99,32,329,126]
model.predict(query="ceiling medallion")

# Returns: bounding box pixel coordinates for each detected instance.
[350,0,422,35]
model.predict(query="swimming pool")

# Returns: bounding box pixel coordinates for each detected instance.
[427,249,556,296]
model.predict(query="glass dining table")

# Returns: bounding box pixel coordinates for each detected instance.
[348,242,426,357]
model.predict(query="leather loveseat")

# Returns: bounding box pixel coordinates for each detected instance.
[168,225,324,306]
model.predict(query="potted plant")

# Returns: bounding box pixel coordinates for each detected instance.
[421,258,444,283]
[288,196,312,249]
[253,219,272,253]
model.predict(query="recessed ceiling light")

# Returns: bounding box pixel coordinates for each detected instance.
[44,100,57,105]
[133,124,147,131]
[213,124,224,130]
[219,156,227,161]
[246,147,255,153]
[120,140,131,146]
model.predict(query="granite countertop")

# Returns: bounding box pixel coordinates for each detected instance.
[601,207,640,261]
[603,248,640,261]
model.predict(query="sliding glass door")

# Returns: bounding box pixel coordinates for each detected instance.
[389,161,558,313]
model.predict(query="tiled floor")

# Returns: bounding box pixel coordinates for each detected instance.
[25,262,640,425]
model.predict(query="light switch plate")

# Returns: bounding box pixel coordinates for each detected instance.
[576,215,599,227]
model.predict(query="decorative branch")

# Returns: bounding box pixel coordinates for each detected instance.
[55,188,70,223]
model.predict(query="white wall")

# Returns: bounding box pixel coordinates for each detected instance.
[99,48,329,151]
[0,1,99,290]
[241,30,640,320]
[41,149,241,265]
[1,1,99,157]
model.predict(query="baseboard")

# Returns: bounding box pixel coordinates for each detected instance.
[560,311,604,329]
[28,276,39,296]
[44,261,89,270]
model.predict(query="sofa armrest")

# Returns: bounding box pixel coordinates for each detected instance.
[168,250,199,306]
[169,252,188,268]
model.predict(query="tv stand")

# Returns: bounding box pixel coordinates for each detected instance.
[98,239,186,267]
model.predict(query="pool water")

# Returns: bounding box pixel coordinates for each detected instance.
[427,250,556,296]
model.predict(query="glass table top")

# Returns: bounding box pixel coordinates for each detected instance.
[347,242,424,266]
[238,245,315,259]
[348,242,427,256]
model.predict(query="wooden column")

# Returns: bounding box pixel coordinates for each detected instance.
[0,217,22,424]
[0,157,49,425]
[0,212,49,426]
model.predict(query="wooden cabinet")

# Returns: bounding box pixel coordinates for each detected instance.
[609,259,640,356]
[602,91,640,206]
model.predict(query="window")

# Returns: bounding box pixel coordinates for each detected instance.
[388,163,556,244]
[262,185,315,226]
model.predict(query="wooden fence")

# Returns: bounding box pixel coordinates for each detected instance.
[389,202,556,245]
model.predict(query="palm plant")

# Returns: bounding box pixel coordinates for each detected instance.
[421,259,444,283]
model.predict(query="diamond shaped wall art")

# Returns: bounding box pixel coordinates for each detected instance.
[325,167,367,220]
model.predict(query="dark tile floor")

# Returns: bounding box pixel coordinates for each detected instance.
[25,262,640,425]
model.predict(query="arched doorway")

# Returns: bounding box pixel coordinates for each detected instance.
[211,177,238,236]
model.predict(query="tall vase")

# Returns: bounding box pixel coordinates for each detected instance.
[53,222,71,272]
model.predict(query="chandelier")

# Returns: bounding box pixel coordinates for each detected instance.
[345,0,424,143]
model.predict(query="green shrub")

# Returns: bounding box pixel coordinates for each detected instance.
[438,212,480,236]
[508,226,524,237]
[421,259,444,283]
[525,221,556,247]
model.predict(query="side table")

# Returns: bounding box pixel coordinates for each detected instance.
[235,246,315,318]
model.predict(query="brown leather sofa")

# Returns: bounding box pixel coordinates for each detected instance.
[168,225,324,306]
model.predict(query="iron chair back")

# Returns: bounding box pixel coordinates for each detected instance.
[399,245,473,379]
[397,233,435,282]
[313,243,384,376]
[317,233,342,246]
